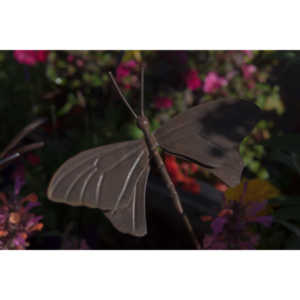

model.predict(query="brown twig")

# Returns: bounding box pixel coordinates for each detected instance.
[0,118,47,158]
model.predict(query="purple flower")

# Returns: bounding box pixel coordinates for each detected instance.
[12,233,27,248]
[203,235,228,249]
[211,217,228,235]
[22,201,40,214]
[25,216,43,230]
[245,200,273,227]
[245,200,267,217]
[12,164,25,196]
[251,216,273,227]
[0,191,43,250]
[0,213,7,225]
[202,181,273,249]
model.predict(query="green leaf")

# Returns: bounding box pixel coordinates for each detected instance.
[123,123,143,139]
[150,119,160,131]
[57,94,78,116]
[275,206,300,221]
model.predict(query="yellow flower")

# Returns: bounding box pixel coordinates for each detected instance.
[225,178,280,204]
[123,51,142,62]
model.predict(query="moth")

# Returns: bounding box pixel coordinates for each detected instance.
[47,69,261,241]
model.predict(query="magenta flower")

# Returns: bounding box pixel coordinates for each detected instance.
[185,70,202,91]
[116,60,138,90]
[154,97,173,109]
[67,55,75,63]
[241,64,257,80]
[116,60,138,81]
[35,51,49,62]
[13,50,49,66]
[203,72,228,94]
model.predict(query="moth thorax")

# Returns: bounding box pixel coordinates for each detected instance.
[136,116,150,131]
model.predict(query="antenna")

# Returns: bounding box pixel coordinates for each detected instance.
[108,72,138,119]
[141,64,145,117]
[0,153,20,166]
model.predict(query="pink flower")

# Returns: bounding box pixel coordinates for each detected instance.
[185,70,202,91]
[13,50,49,66]
[203,72,228,94]
[241,64,257,80]
[76,59,84,67]
[154,97,173,109]
[226,70,237,81]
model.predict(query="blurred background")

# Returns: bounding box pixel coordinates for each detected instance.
[1,50,300,250]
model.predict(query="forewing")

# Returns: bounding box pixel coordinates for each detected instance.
[47,140,149,213]
[104,165,150,236]
[155,99,261,186]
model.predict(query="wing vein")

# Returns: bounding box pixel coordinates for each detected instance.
[51,142,143,192]
[103,146,142,173]
[112,150,145,213]
[79,159,99,205]
[64,165,97,202]
[131,185,137,233]
[95,174,104,207]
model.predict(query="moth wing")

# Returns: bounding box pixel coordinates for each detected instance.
[104,165,150,236]
[47,140,149,216]
[154,99,261,187]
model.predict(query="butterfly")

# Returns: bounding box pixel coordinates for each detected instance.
[47,69,261,238]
